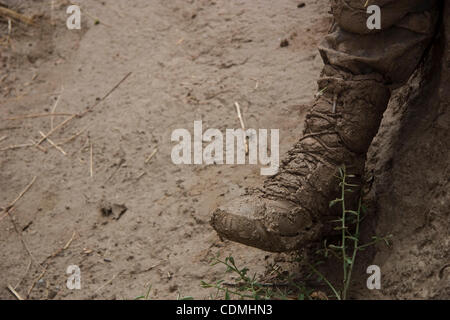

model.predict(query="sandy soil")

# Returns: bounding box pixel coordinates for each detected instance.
[0,0,330,300]
[0,0,448,300]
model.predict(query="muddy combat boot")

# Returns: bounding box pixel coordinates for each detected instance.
[210,0,439,252]
[211,70,391,252]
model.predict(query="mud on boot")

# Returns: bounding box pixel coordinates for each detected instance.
[211,74,391,252]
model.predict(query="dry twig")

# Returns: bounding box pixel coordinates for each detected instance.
[94,272,121,295]
[14,259,32,290]
[30,138,48,153]
[36,115,77,146]
[27,267,47,297]
[79,72,132,116]
[0,177,45,271]
[2,73,131,157]
[6,207,44,271]
[2,113,74,121]
[145,148,158,164]
[234,101,248,154]
[57,128,86,146]
[42,231,77,265]
[0,143,34,152]
[0,176,37,215]
[90,141,93,177]
[0,7,34,25]
[39,131,67,155]
[51,94,62,129]
[7,284,24,300]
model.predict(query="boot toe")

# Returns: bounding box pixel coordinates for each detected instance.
[211,196,314,252]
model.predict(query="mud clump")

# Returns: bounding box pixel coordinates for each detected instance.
[99,202,128,221]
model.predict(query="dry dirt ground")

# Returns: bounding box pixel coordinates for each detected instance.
[0,0,448,300]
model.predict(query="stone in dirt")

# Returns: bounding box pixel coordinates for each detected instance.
[99,201,128,221]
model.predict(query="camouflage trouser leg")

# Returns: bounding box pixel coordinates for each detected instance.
[320,0,441,87]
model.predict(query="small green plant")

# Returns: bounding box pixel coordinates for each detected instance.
[201,255,313,300]
[135,283,194,300]
[201,166,391,301]
[177,293,194,300]
[135,284,152,300]
[308,166,392,300]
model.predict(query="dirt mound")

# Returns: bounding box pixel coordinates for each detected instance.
[361,3,449,299]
